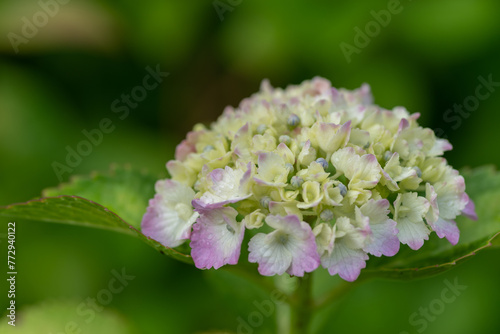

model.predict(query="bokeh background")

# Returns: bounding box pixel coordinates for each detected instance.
[1,0,500,333]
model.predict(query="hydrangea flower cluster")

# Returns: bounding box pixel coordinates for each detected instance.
[142,77,478,281]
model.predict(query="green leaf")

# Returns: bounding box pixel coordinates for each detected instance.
[362,165,500,280]
[42,164,158,229]
[0,166,194,265]
[0,195,193,264]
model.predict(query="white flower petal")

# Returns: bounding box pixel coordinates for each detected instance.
[321,240,368,282]
[397,217,430,250]
[141,179,198,248]
[248,215,319,276]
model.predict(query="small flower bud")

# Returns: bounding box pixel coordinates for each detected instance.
[316,158,329,170]
[243,210,266,229]
[290,176,304,188]
[279,135,292,145]
[383,151,392,161]
[337,183,347,197]
[256,124,267,134]
[260,196,272,209]
[287,114,300,129]
[413,166,422,178]
[320,209,334,222]
[285,163,294,174]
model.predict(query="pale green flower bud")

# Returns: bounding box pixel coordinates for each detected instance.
[243,210,266,229]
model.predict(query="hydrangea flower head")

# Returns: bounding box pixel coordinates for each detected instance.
[142,77,477,281]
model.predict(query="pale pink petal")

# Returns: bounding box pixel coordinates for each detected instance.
[432,218,460,245]
[311,76,332,95]
[397,118,410,134]
[435,175,467,220]
[425,183,440,224]
[285,230,321,276]
[248,233,292,276]
[316,121,351,155]
[380,168,399,191]
[427,138,453,156]
[359,83,373,105]
[248,215,319,276]
[190,206,244,269]
[363,220,399,257]
[196,164,252,208]
[174,130,203,161]
[141,180,198,248]
[359,199,399,257]
[142,195,192,247]
[461,193,478,221]
[351,154,381,189]
[321,241,368,282]
[426,185,462,245]
[175,140,195,162]
[330,88,347,107]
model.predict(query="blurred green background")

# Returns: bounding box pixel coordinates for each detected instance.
[1,0,499,333]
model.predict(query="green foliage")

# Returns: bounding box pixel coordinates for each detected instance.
[0,166,193,265]
[43,165,158,228]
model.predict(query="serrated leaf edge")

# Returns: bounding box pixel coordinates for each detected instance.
[41,164,161,197]
[361,231,500,279]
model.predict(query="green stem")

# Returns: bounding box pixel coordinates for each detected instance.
[313,275,369,310]
[289,273,313,334]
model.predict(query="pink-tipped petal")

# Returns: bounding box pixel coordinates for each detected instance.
[321,241,368,282]
[175,140,195,162]
[248,215,320,277]
[141,179,198,248]
[461,193,478,221]
[190,206,244,269]
[432,218,460,245]
[363,219,400,257]
[197,165,252,207]
[397,118,410,134]
[360,199,399,257]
